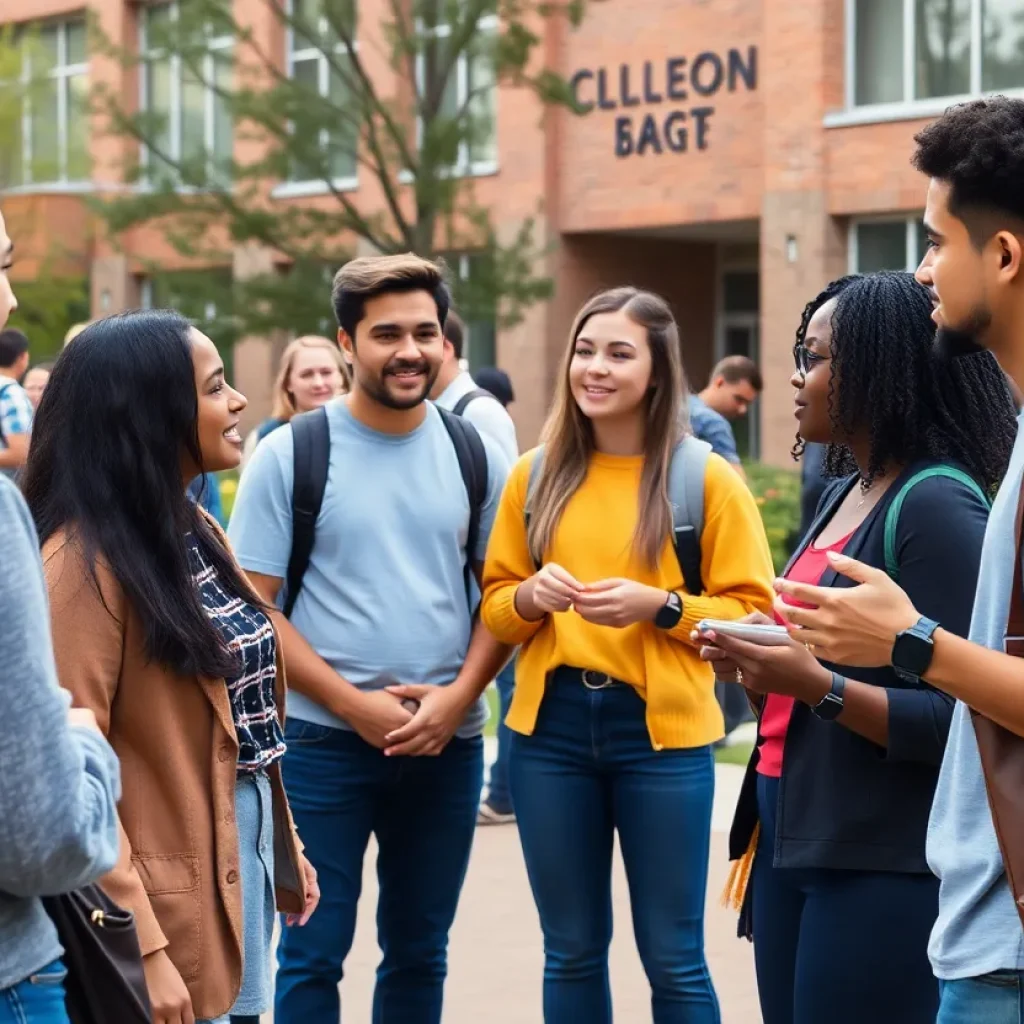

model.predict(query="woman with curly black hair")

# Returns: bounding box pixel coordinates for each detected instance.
[697,270,1016,1024]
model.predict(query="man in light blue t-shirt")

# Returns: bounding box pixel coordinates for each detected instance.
[771,97,1024,1024]
[228,253,511,1024]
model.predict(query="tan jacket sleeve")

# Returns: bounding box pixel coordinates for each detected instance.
[43,540,169,957]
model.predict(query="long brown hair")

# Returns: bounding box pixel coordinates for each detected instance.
[527,287,688,567]
[271,335,348,421]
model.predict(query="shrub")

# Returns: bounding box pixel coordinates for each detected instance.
[743,462,801,572]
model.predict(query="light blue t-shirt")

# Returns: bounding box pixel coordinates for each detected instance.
[227,399,509,738]
[927,410,1024,979]
[688,394,740,465]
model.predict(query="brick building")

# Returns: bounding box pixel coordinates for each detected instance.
[3,0,1023,463]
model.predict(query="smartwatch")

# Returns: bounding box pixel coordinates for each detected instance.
[654,592,683,630]
[811,671,846,720]
[892,616,940,682]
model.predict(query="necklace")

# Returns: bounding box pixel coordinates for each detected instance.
[855,479,873,510]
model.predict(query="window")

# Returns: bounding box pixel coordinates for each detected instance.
[3,19,89,187]
[287,0,359,185]
[717,265,760,459]
[418,14,498,174]
[140,3,233,185]
[850,218,930,273]
[447,252,496,369]
[849,0,1024,109]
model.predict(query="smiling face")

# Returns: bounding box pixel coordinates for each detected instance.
[340,290,443,410]
[569,309,653,422]
[191,329,247,475]
[791,297,836,445]
[288,345,344,413]
[23,367,49,408]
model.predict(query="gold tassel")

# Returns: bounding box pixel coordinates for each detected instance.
[720,822,759,912]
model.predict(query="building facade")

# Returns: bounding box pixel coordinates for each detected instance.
[3,0,1023,463]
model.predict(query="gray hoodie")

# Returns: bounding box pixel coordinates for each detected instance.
[0,475,121,989]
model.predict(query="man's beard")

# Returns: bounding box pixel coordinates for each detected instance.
[934,305,992,361]
[362,361,439,410]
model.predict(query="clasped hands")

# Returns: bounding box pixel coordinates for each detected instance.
[523,562,668,628]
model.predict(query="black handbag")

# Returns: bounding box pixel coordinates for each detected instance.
[42,884,151,1024]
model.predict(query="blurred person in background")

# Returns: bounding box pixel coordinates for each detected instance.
[689,355,762,478]
[24,310,318,1024]
[473,366,515,409]
[240,335,348,471]
[23,363,52,411]
[0,327,33,479]
[0,204,122,1024]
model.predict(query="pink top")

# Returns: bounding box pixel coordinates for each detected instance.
[756,530,854,778]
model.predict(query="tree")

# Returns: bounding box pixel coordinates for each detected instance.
[89,0,586,351]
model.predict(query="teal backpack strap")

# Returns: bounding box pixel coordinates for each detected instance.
[668,436,711,594]
[884,467,989,582]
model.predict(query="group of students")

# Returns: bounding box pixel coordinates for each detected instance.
[1,93,1024,1024]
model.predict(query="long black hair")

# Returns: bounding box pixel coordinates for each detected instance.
[792,271,1016,492]
[22,309,251,679]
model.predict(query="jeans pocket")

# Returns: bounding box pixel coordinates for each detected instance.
[976,970,1023,989]
[26,961,67,987]
[284,720,336,746]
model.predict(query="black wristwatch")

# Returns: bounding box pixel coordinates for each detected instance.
[654,591,683,629]
[892,616,940,682]
[811,671,846,720]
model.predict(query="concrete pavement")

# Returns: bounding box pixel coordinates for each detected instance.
[267,745,761,1023]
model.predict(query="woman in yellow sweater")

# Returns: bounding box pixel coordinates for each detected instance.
[481,287,775,1024]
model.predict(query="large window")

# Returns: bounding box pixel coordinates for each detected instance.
[140,3,233,184]
[418,15,498,174]
[850,218,931,273]
[3,18,89,187]
[850,0,1024,109]
[287,0,359,185]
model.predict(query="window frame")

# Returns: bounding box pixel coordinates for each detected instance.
[848,215,928,273]
[3,17,90,191]
[138,1,234,187]
[829,0,1024,127]
[414,12,499,179]
[279,0,361,194]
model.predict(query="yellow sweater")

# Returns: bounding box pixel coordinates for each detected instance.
[481,449,776,749]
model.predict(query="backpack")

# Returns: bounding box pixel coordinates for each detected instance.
[524,436,712,594]
[883,466,989,583]
[283,404,489,618]
[451,388,493,417]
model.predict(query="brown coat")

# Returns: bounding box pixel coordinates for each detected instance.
[42,531,305,1021]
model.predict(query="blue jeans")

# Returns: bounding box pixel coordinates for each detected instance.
[274,720,483,1024]
[938,972,1024,1024]
[510,673,720,1024]
[752,775,939,1024]
[485,659,516,813]
[0,961,70,1024]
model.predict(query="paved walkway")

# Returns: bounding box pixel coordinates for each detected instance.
[268,743,760,1023]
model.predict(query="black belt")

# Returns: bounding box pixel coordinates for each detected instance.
[552,666,627,690]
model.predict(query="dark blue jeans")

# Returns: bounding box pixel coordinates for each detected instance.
[0,961,70,1024]
[485,658,516,813]
[752,774,939,1024]
[274,720,483,1024]
[510,675,720,1024]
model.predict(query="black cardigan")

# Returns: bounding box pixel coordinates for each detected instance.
[729,460,989,878]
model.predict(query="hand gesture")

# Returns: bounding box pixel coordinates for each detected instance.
[773,552,919,667]
[348,690,415,750]
[692,612,773,680]
[573,579,668,628]
[382,684,469,756]
[142,949,194,1024]
[528,563,583,614]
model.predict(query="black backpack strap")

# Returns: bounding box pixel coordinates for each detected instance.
[451,388,492,417]
[437,407,489,604]
[284,407,330,618]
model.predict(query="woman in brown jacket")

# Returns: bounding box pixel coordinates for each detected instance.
[22,310,319,1024]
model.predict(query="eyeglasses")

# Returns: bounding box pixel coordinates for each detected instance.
[793,343,829,376]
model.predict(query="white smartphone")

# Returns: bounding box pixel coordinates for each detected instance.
[695,619,793,646]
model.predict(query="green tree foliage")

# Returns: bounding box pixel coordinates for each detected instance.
[90,0,588,347]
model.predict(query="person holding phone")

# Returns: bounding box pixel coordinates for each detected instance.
[481,287,775,1024]
[697,271,1016,1024]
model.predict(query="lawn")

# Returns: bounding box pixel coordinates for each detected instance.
[714,741,754,766]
